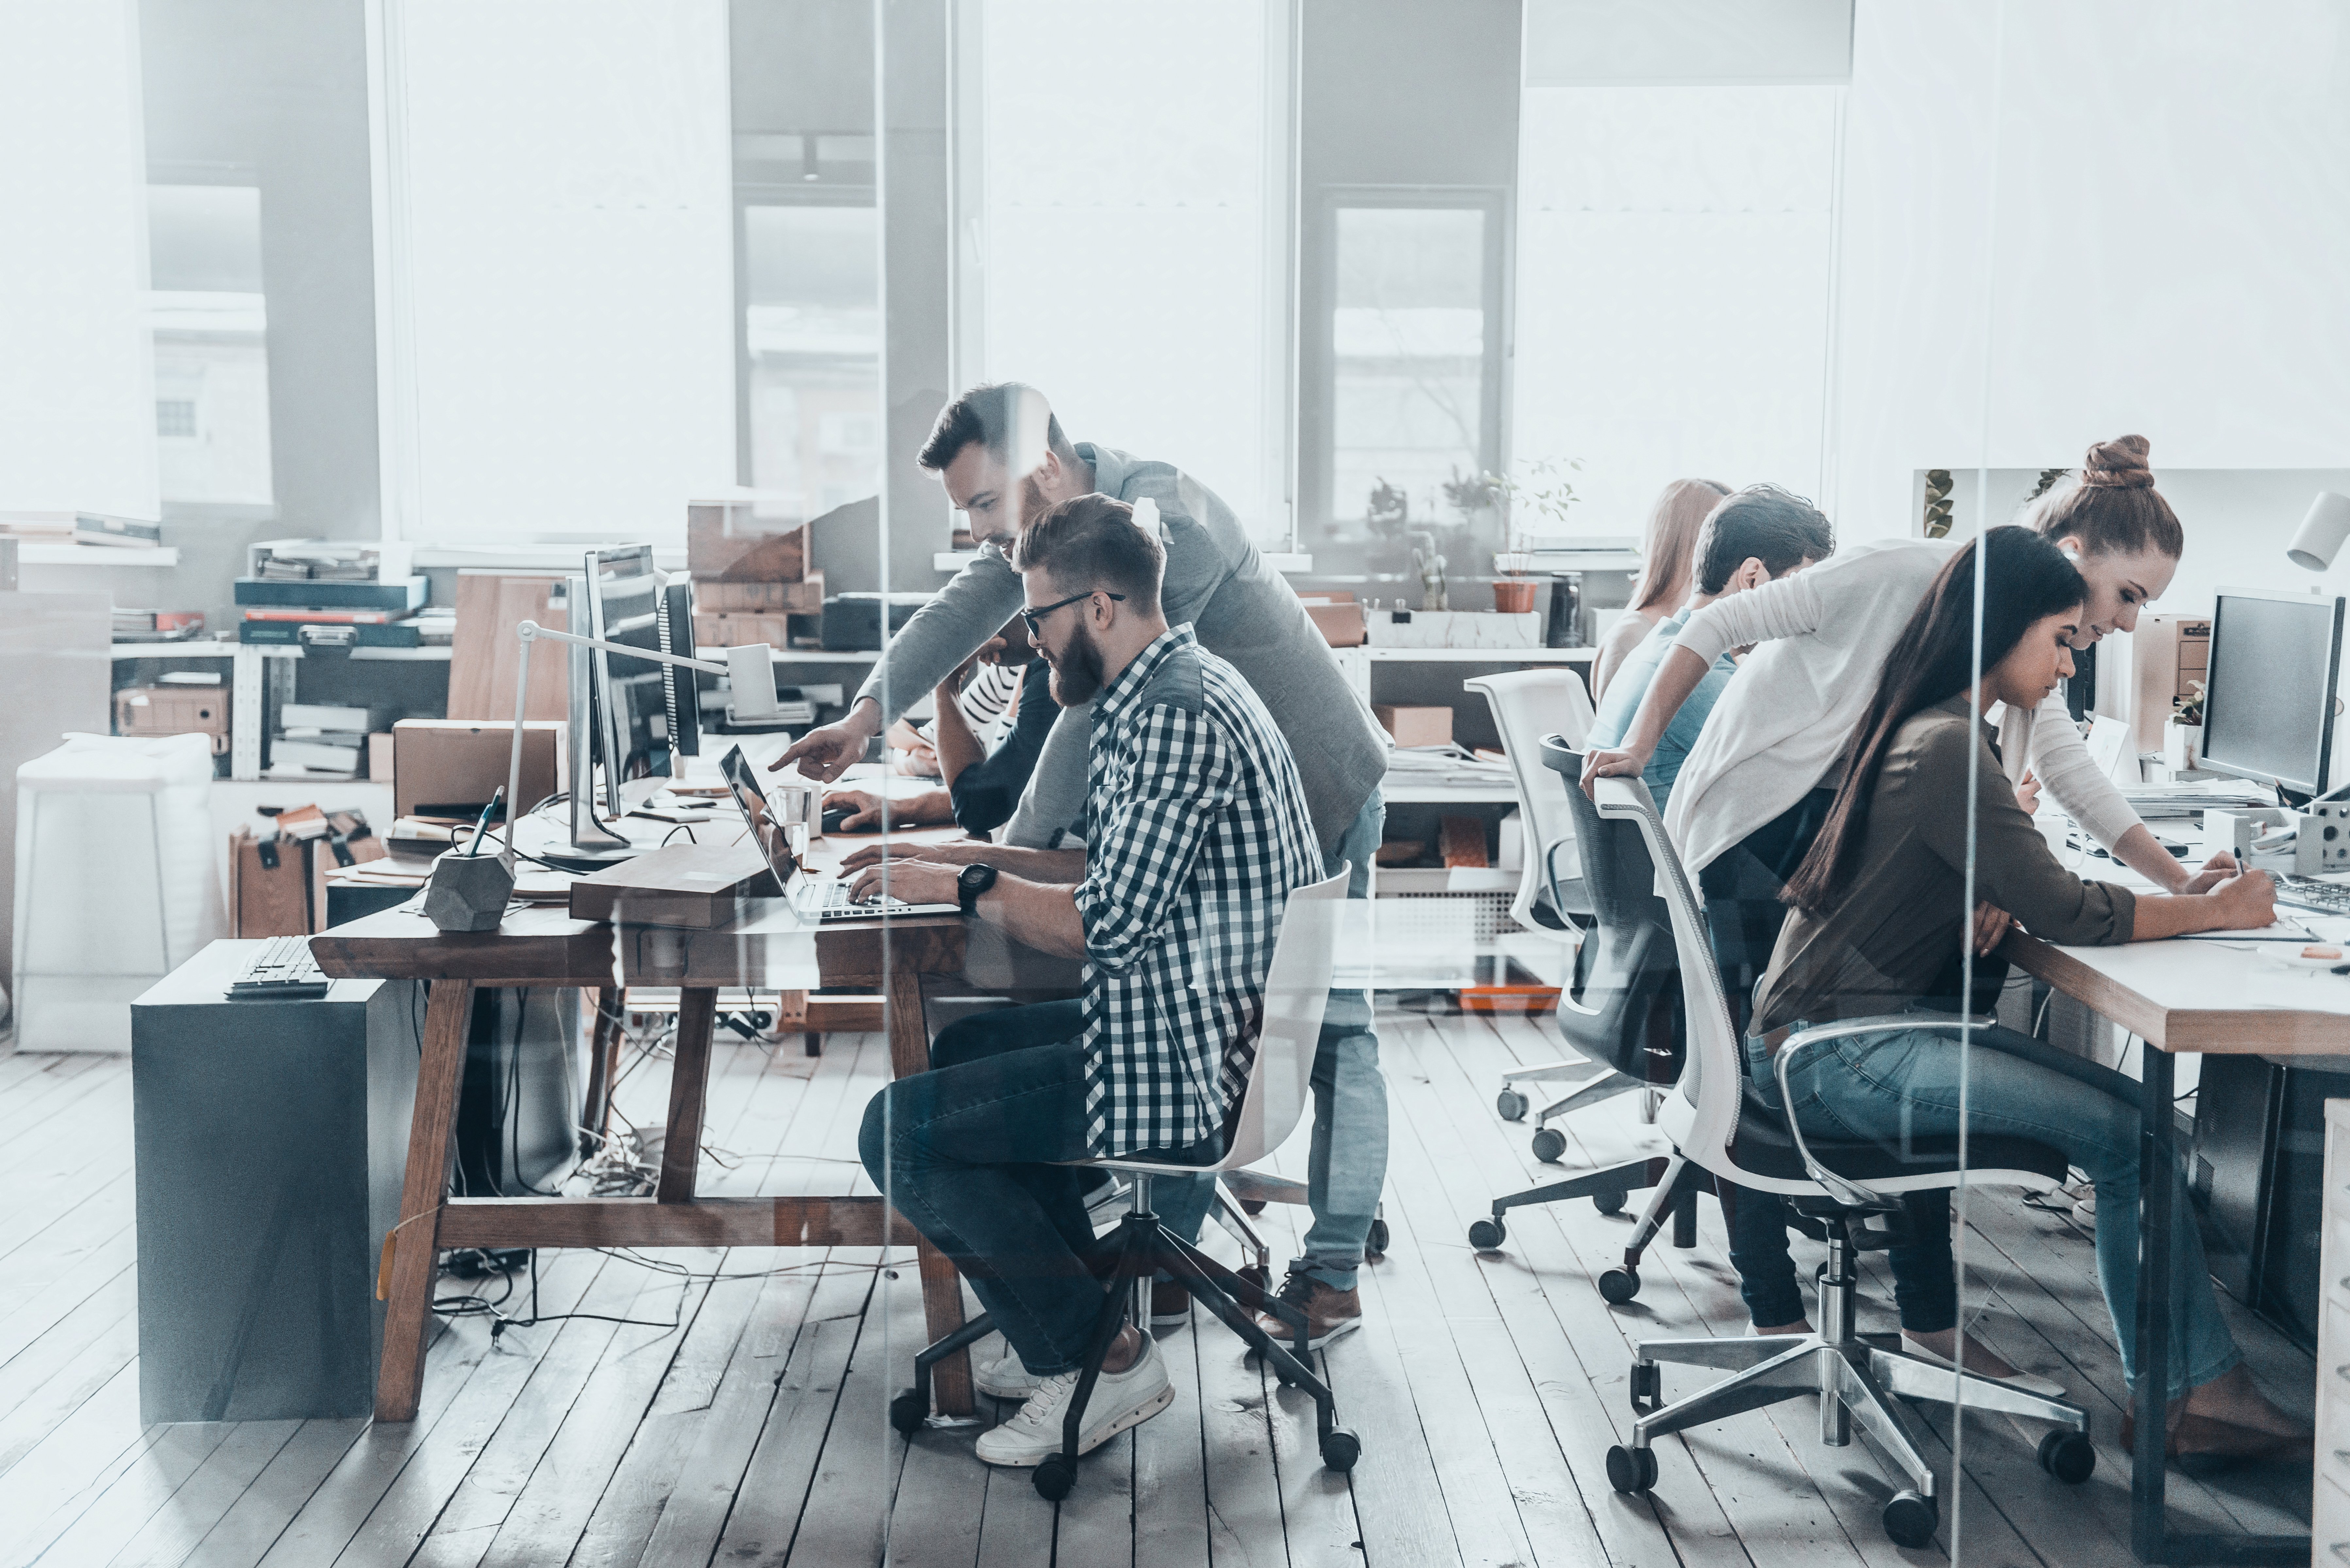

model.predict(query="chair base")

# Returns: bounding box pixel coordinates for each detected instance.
[1604,1228,2093,1549]
[1469,1151,1710,1306]
[894,1186,1363,1499]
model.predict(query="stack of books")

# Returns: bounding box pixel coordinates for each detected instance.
[112,609,206,643]
[0,510,163,549]
[271,702,382,778]
[237,572,431,646]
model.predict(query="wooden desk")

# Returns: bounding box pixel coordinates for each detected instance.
[2003,928,2345,1566]
[312,898,984,1424]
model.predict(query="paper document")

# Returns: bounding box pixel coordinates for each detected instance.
[2172,917,2321,942]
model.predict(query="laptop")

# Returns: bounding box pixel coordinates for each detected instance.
[718,745,957,922]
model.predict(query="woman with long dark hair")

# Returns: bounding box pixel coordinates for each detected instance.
[1755,526,2307,1465]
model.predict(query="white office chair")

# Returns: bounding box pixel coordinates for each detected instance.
[892,867,1360,1502]
[1587,777,2093,1549]
[1464,671,1642,1163]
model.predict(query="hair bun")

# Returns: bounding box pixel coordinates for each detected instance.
[2081,434,2155,489]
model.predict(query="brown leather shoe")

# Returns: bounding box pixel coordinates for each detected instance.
[2121,1410,2314,1471]
[1252,1270,1362,1351]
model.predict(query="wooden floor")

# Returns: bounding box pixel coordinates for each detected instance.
[0,1005,2317,1566]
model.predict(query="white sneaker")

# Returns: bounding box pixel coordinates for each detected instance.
[976,1348,1043,1401]
[973,1338,1174,1468]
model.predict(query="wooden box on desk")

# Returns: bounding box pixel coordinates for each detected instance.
[687,501,810,581]
[567,840,786,928]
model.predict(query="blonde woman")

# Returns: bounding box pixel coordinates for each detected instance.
[1592,477,1731,699]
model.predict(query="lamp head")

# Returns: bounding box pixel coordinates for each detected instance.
[2288,492,2350,572]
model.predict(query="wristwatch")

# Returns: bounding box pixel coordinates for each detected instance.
[957,862,1000,917]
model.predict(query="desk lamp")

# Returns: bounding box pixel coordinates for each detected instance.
[501,623,781,859]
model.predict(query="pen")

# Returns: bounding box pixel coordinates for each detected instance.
[465,786,505,857]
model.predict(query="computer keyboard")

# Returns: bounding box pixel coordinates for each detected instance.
[227,934,330,999]
[793,879,923,921]
[2275,874,2350,918]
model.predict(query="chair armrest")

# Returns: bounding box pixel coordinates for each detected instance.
[1770,1014,1992,1209]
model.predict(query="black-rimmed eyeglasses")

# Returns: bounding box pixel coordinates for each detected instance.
[1019,590,1123,639]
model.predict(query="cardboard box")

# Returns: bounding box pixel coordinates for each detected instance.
[687,502,809,581]
[115,685,229,755]
[693,612,792,650]
[692,572,824,614]
[1374,704,1453,748]
[392,719,563,821]
[367,732,394,783]
[228,825,387,936]
[1299,593,1366,648]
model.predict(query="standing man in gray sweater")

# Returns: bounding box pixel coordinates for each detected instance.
[778,383,1390,1344]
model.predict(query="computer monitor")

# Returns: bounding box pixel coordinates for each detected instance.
[2198,587,2345,799]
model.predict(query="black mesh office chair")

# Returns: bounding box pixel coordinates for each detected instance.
[1464,740,1715,1303]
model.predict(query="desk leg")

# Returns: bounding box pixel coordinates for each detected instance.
[581,986,622,1158]
[656,988,718,1204]
[376,978,474,1423]
[888,967,972,1417]
[2133,1046,2175,1561]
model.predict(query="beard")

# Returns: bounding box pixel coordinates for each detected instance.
[1045,623,1107,707]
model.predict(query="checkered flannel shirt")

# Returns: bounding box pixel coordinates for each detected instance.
[1074,626,1324,1157]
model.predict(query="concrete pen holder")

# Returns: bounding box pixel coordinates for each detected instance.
[423,847,517,931]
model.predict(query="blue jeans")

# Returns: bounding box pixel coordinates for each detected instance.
[1156,788,1389,1291]
[1771,1018,2241,1399]
[860,1001,1200,1374]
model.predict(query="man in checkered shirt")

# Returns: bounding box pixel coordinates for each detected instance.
[855,493,1324,1469]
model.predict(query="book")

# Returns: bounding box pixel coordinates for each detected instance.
[269,739,366,774]
[282,703,382,731]
[234,575,430,611]
[242,607,403,625]
[76,514,162,547]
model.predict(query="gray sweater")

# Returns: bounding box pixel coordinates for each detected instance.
[853,443,1386,852]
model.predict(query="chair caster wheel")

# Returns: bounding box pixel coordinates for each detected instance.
[888,1389,928,1435]
[1593,1187,1627,1215]
[1320,1429,1361,1471]
[1530,1127,1567,1163]
[2037,1428,2095,1484]
[1367,1217,1390,1256]
[1496,1089,1529,1121]
[1598,1267,1641,1304]
[1033,1455,1076,1501]
[1629,1360,1661,1414]
[1605,1444,1657,1493]
[1239,1198,1267,1216]
[1882,1490,1938,1548]
[1468,1217,1506,1250]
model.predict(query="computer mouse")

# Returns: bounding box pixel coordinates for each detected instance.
[822,805,857,834]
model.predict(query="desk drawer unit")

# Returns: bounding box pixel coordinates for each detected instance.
[2320,1100,2350,1554]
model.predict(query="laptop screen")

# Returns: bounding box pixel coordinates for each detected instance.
[719,745,797,890]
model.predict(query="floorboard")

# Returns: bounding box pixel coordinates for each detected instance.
[0,1004,2322,1567]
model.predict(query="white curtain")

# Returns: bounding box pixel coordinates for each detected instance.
[975,0,1288,545]
[0,0,159,520]
[377,0,735,546]
[1512,84,1840,534]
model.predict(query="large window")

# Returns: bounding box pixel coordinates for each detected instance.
[970,0,1292,546]
[1512,84,1841,533]
[741,201,879,525]
[147,183,273,510]
[1325,198,1501,543]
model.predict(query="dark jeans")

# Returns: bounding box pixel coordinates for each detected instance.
[1696,788,1972,1331]
[857,1001,1110,1375]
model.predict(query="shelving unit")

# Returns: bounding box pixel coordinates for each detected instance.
[1334,643,1595,809]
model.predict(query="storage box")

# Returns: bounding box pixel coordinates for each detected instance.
[1300,593,1366,648]
[115,686,229,755]
[1374,705,1453,748]
[693,612,793,650]
[391,719,563,821]
[822,593,930,651]
[228,826,386,937]
[687,502,810,581]
[692,572,824,614]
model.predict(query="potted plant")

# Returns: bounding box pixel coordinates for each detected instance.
[1474,459,1584,614]
[2165,680,2206,771]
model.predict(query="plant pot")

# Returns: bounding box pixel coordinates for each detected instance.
[2163,720,2203,771]
[1492,578,1538,615]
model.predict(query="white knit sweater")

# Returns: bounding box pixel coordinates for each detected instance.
[1661,537,2143,874]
